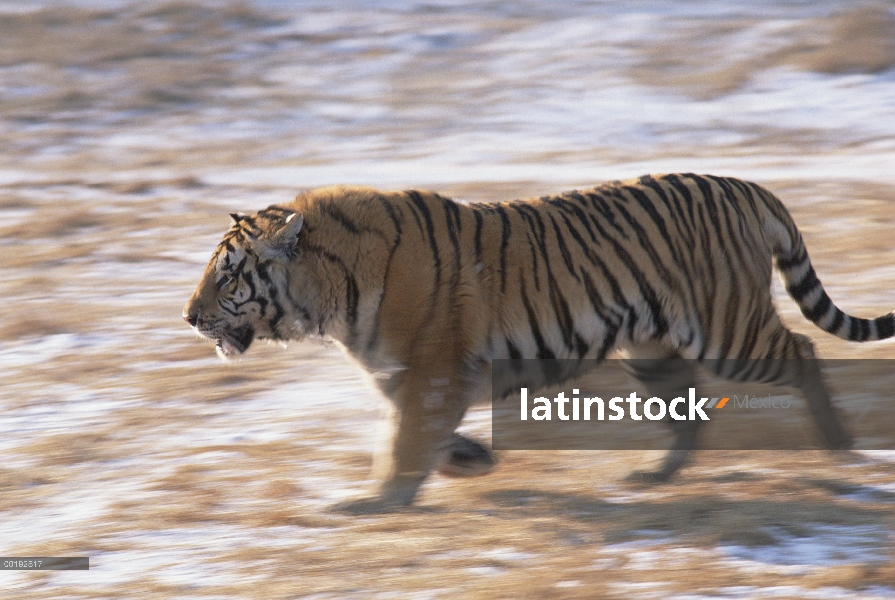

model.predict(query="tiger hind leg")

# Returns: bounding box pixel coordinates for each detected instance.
[765,332,852,449]
[704,329,853,450]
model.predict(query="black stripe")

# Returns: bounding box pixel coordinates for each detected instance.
[440,195,463,254]
[254,260,272,283]
[626,306,638,345]
[595,322,619,360]
[218,302,239,317]
[693,176,744,274]
[718,290,739,359]
[266,284,284,333]
[580,269,615,325]
[548,213,581,282]
[406,198,425,235]
[506,337,522,360]
[553,194,599,242]
[512,202,547,241]
[378,196,403,236]
[301,244,360,345]
[691,176,726,255]
[666,175,717,295]
[554,209,603,259]
[776,248,807,271]
[472,207,484,264]
[520,276,555,359]
[239,215,260,236]
[367,197,404,352]
[496,205,511,294]
[574,333,589,358]
[407,190,442,288]
[734,179,767,217]
[877,316,895,340]
[648,181,704,334]
[828,308,845,335]
[440,197,463,280]
[589,214,669,338]
[643,179,696,263]
[762,325,785,360]
[251,263,273,315]
[587,189,628,239]
[258,205,293,218]
[612,197,677,286]
[705,175,752,266]
[516,203,592,351]
[736,310,762,359]
[320,203,363,235]
[664,174,698,226]
[727,178,763,223]
[548,277,575,351]
[786,267,820,301]
[625,184,684,267]
[526,233,541,291]
[346,274,359,324]
[563,207,629,308]
[693,205,718,355]
[510,205,542,291]
[551,211,625,312]
[232,255,248,275]
[802,292,832,323]
[440,196,465,342]
[859,318,870,342]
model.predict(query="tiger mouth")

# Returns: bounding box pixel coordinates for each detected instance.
[215,326,255,357]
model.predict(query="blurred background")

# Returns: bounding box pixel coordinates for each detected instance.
[2,1,895,597]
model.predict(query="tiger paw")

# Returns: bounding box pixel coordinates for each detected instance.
[436,435,496,478]
[329,496,408,515]
[624,469,675,485]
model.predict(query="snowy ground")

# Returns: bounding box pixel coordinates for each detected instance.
[2,1,895,597]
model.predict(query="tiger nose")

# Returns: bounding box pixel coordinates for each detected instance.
[184,313,199,327]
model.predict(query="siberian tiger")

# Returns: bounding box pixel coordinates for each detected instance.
[183,174,894,512]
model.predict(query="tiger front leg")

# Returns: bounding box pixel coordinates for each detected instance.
[622,347,699,483]
[626,421,700,484]
[332,372,470,514]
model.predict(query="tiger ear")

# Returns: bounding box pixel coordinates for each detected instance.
[230,213,245,225]
[275,212,304,245]
[257,212,304,259]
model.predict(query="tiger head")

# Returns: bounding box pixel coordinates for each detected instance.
[183,206,319,360]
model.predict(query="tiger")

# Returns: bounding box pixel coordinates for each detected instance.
[183,173,895,513]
